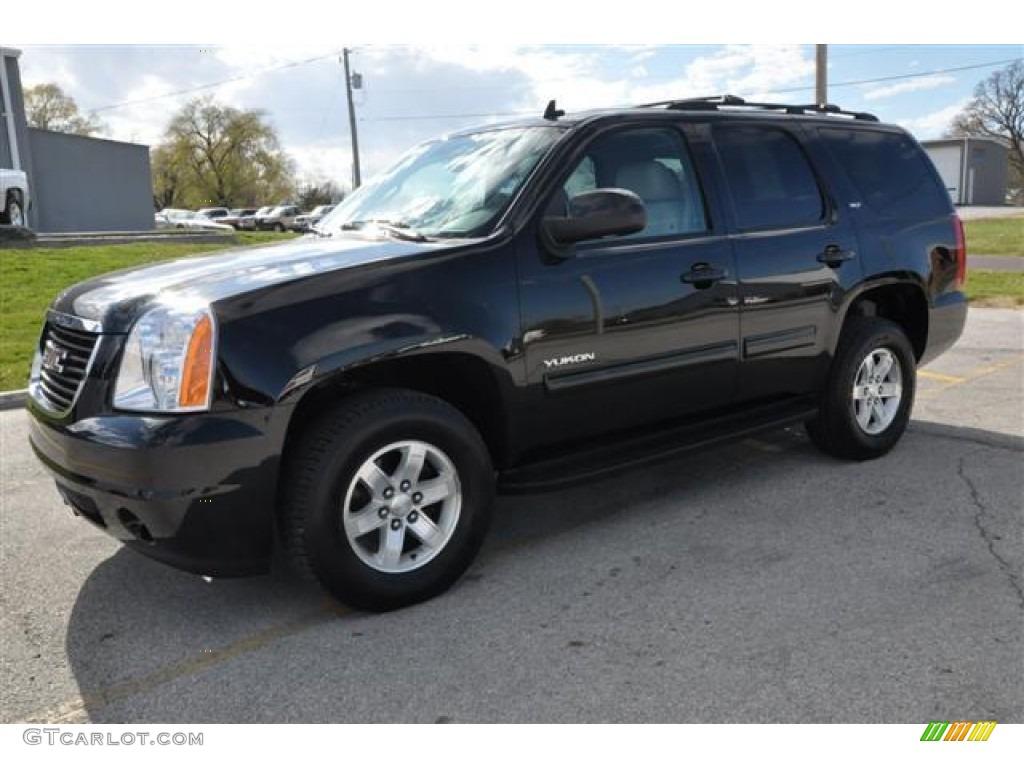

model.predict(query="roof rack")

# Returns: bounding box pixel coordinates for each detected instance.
[637,94,878,122]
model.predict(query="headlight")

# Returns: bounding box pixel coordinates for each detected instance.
[113,304,216,412]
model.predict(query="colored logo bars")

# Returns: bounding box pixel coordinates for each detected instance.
[920,721,997,742]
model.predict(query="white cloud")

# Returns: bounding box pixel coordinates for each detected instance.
[19,54,82,93]
[863,74,955,101]
[896,99,969,139]
[12,44,825,187]
[98,75,187,145]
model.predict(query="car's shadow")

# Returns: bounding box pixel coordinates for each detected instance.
[59,420,1021,722]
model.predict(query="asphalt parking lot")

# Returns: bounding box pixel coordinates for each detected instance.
[1,309,1021,724]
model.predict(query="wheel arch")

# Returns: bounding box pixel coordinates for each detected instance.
[834,276,929,362]
[280,348,514,476]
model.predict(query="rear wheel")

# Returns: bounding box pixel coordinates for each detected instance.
[281,389,495,611]
[806,317,916,460]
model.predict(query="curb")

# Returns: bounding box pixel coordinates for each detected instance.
[0,389,27,411]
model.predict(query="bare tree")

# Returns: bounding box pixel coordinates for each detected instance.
[948,61,1024,201]
[24,83,102,136]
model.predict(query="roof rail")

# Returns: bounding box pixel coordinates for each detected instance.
[637,94,878,122]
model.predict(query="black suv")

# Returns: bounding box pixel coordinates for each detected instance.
[27,96,967,611]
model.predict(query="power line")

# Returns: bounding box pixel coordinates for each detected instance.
[87,49,344,114]
[359,56,1022,123]
[774,56,1021,95]
[361,110,535,123]
[84,49,1020,122]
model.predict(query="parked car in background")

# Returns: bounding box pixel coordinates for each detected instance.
[1,168,31,228]
[256,205,301,232]
[238,206,273,231]
[291,204,336,232]
[155,208,191,229]
[197,207,231,221]
[169,211,235,232]
[219,208,259,229]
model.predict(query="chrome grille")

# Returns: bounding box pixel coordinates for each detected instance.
[36,323,100,413]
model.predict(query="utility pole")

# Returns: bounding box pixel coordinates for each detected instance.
[342,48,362,189]
[815,44,828,107]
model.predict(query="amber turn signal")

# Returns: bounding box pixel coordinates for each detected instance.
[179,314,214,408]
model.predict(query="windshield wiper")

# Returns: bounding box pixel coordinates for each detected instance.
[339,219,430,242]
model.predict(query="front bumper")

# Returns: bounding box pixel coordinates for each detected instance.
[28,400,292,577]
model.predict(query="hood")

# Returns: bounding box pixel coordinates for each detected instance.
[55,235,450,332]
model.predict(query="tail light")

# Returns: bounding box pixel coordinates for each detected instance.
[953,214,967,288]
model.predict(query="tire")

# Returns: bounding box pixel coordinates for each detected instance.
[806,317,916,460]
[2,192,24,227]
[274,223,285,232]
[281,389,495,611]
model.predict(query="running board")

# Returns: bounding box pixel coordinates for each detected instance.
[497,396,818,494]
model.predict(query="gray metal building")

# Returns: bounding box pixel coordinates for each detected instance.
[923,137,1009,206]
[1,45,154,232]
[1,46,33,199]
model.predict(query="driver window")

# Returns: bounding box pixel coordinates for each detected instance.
[549,127,708,240]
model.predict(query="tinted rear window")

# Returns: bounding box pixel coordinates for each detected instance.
[819,128,951,219]
[714,125,825,230]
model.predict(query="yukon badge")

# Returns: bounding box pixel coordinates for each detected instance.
[543,352,596,369]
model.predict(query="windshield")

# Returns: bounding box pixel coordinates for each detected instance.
[318,126,563,238]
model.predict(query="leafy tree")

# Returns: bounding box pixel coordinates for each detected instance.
[24,83,102,135]
[152,97,295,209]
[947,61,1024,201]
[296,180,345,211]
[151,144,189,209]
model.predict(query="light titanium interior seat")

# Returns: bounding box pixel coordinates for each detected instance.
[614,160,686,237]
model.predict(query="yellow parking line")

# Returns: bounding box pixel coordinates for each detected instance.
[918,354,1024,400]
[919,370,966,383]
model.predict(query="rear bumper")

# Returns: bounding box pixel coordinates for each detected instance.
[27,402,292,577]
[921,290,966,370]
[921,290,968,367]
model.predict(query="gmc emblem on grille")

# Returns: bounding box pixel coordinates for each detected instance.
[42,340,68,374]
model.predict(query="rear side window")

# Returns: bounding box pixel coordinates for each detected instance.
[714,125,824,230]
[819,128,951,219]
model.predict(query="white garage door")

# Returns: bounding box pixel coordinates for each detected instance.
[926,145,963,204]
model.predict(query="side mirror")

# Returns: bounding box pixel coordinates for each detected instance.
[543,189,646,245]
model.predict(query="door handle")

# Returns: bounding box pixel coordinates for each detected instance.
[817,245,856,267]
[681,263,727,287]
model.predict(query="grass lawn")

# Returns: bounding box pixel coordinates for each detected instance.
[963,270,1024,308]
[0,232,298,391]
[964,216,1024,256]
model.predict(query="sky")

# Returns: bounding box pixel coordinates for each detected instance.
[8,6,1022,190]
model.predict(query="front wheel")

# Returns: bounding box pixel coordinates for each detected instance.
[806,317,916,460]
[274,222,285,232]
[281,389,495,611]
